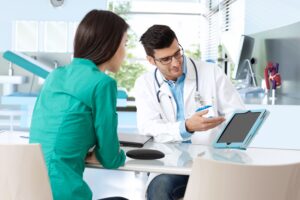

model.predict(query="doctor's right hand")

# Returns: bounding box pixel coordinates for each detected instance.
[185,110,225,133]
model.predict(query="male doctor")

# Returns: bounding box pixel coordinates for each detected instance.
[134,25,245,200]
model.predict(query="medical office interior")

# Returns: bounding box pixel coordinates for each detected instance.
[1,0,300,199]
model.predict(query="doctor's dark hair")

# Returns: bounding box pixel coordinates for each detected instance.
[140,25,178,57]
[74,10,129,66]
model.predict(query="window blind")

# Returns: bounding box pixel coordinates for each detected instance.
[203,0,238,62]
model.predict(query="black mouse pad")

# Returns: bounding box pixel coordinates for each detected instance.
[126,149,165,160]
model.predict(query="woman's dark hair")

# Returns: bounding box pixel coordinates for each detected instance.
[140,25,177,57]
[74,10,129,66]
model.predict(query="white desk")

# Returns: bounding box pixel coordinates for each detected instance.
[247,104,300,150]
[1,131,300,175]
[91,142,300,175]
[0,130,29,144]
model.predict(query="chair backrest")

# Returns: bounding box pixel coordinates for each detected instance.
[0,144,53,200]
[184,157,300,200]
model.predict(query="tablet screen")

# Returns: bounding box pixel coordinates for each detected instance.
[217,112,261,143]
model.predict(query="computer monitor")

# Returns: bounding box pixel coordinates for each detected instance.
[233,35,255,83]
[231,35,265,98]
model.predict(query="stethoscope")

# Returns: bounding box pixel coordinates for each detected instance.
[154,57,200,120]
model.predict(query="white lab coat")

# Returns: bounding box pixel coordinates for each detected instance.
[134,57,245,145]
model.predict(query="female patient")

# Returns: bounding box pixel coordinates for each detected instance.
[30,10,128,200]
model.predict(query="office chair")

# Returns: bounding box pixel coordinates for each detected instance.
[184,157,300,200]
[0,144,53,200]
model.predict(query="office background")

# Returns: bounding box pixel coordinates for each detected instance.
[1,0,300,99]
[1,1,300,199]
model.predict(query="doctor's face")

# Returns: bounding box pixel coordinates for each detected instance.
[148,39,183,81]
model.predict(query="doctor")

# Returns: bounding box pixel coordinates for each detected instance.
[134,25,245,200]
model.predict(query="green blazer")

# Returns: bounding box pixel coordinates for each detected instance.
[30,58,126,200]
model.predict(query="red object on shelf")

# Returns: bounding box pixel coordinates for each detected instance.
[264,62,281,90]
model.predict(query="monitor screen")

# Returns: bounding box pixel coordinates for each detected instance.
[233,35,255,80]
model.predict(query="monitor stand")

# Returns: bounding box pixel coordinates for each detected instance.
[237,87,265,98]
[236,59,265,98]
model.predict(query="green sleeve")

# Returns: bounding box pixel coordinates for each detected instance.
[93,79,125,169]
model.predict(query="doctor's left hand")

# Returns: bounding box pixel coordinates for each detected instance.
[185,110,225,133]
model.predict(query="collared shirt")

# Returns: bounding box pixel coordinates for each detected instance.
[30,58,125,200]
[166,56,192,140]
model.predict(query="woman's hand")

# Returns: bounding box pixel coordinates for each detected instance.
[85,151,99,164]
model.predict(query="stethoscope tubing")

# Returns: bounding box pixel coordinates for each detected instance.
[154,57,198,103]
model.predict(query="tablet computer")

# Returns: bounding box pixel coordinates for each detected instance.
[213,109,269,150]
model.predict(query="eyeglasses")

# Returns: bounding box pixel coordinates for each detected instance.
[153,46,184,65]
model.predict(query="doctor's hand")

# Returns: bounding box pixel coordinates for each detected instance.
[185,110,225,133]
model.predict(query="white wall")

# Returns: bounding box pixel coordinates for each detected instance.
[0,0,107,51]
[0,0,108,95]
[245,0,300,34]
